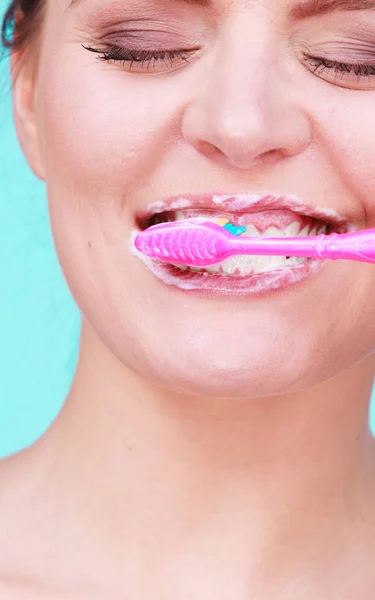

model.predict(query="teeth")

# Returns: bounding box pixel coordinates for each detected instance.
[206,254,309,276]
[242,224,260,237]
[166,213,329,277]
[299,225,310,237]
[262,226,284,238]
[283,222,301,237]
[216,257,238,275]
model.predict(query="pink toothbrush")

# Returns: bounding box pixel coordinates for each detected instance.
[134,220,375,267]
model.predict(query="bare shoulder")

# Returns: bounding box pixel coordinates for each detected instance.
[0,580,60,600]
[0,451,38,563]
[0,452,62,598]
[0,579,89,600]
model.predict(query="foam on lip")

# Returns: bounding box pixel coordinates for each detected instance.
[130,193,351,293]
[174,209,325,233]
[139,193,351,233]
[211,193,350,230]
[142,197,192,214]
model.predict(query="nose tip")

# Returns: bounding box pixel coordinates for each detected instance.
[182,64,313,171]
[184,102,312,170]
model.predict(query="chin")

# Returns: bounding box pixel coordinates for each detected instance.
[138,341,312,399]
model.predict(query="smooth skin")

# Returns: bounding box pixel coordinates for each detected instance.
[1,0,375,597]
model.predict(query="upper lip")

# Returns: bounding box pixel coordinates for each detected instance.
[137,192,351,232]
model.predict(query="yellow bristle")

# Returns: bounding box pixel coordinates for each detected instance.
[215,218,230,227]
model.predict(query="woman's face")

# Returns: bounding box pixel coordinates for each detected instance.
[17,0,375,396]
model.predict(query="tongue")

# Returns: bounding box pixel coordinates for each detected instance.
[175,209,320,234]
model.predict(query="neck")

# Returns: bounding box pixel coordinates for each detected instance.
[24,320,375,590]
[61,320,374,467]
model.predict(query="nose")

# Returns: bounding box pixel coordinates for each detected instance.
[182,21,312,170]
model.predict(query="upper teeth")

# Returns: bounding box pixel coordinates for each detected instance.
[174,212,328,237]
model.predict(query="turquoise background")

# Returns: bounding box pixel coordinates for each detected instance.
[0,0,80,458]
[0,0,374,458]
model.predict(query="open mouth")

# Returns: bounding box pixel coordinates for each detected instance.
[135,195,348,280]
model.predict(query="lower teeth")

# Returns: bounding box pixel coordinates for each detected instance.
[173,255,309,277]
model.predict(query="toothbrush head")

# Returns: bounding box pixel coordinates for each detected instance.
[134,220,233,267]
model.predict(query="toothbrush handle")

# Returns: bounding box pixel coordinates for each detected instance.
[316,230,375,263]
[228,230,375,264]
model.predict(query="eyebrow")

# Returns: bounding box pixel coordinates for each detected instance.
[68,0,211,7]
[291,0,375,20]
[67,0,375,16]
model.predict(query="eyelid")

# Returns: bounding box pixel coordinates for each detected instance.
[104,29,194,46]
[302,54,375,89]
[82,42,199,73]
[296,32,375,56]
[85,41,201,58]
[308,45,375,62]
[296,39,375,68]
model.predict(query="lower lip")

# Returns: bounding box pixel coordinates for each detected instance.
[141,258,327,297]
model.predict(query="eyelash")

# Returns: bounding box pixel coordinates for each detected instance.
[82,44,194,71]
[82,43,375,82]
[304,55,375,79]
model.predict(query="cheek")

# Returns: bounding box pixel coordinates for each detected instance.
[313,90,375,225]
[39,48,183,201]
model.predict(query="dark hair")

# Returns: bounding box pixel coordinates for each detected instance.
[1,0,43,52]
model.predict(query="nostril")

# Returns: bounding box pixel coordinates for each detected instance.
[197,140,226,159]
[260,149,284,166]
